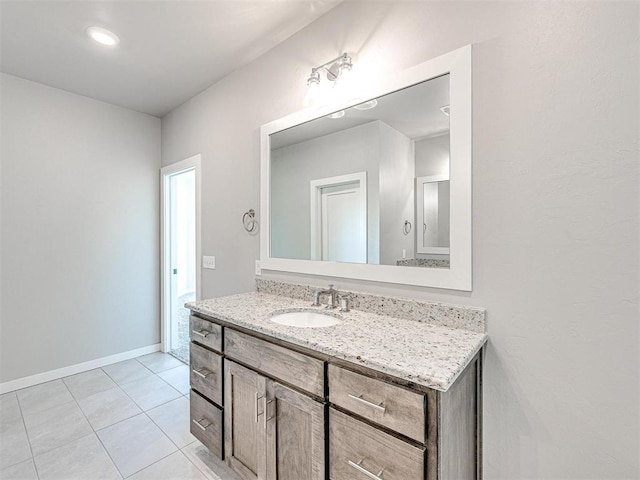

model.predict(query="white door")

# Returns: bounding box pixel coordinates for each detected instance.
[321,184,366,263]
[310,172,367,264]
[161,155,201,360]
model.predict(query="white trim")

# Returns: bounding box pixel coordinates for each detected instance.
[416,174,450,255]
[309,172,367,261]
[0,344,162,394]
[260,45,472,290]
[160,154,202,352]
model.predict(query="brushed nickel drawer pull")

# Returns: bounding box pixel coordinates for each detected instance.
[192,418,211,431]
[191,329,210,338]
[264,397,274,429]
[255,392,264,423]
[348,459,384,480]
[348,394,386,413]
[192,368,212,379]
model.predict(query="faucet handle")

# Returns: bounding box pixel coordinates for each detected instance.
[338,293,350,312]
[311,289,321,306]
[328,284,334,290]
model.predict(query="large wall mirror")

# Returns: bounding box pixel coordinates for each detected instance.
[260,45,472,290]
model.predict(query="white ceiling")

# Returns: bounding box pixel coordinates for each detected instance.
[271,74,450,149]
[0,0,341,117]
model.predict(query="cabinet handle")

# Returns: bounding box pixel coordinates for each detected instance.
[191,329,210,338]
[192,368,212,379]
[192,418,212,431]
[348,459,384,480]
[348,394,386,413]
[263,397,274,429]
[255,392,264,423]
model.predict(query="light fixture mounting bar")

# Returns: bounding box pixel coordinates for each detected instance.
[311,53,351,74]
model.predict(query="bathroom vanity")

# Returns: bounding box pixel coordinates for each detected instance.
[185,42,482,480]
[187,281,486,480]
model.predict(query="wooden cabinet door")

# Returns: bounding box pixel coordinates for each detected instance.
[265,381,325,480]
[224,361,267,480]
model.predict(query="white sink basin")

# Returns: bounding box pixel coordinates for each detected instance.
[269,310,342,328]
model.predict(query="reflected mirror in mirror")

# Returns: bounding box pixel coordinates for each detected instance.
[270,74,450,268]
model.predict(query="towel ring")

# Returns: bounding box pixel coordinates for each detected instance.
[403,220,412,236]
[243,209,258,233]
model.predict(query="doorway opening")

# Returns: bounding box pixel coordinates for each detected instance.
[161,155,201,364]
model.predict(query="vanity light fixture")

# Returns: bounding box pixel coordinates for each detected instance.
[304,53,353,107]
[86,26,120,47]
[353,99,378,110]
[440,105,450,116]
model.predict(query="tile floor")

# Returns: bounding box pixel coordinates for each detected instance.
[0,352,239,480]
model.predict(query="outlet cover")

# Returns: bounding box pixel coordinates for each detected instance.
[255,260,261,275]
[203,256,216,269]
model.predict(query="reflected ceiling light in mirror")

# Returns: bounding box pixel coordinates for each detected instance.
[86,26,120,46]
[303,53,353,107]
[326,110,345,119]
[353,99,378,110]
[440,105,450,116]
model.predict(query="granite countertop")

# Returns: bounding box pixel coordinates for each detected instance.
[186,292,487,392]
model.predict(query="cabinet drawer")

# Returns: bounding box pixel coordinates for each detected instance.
[190,342,223,405]
[189,315,222,352]
[225,329,324,397]
[329,408,424,480]
[190,389,223,459]
[328,364,426,443]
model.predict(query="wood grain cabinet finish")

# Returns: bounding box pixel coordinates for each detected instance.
[190,342,223,406]
[224,361,268,480]
[189,312,482,480]
[190,389,223,459]
[329,408,425,480]
[224,329,324,397]
[328,364,426,443]
[266,382,325,480]
[189,315,223,352]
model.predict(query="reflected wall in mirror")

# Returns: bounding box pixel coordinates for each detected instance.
[270,74,450,268]
[260,45,472,290]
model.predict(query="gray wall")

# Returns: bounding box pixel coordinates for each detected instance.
[378,122,414,264]
[271,121,381,262]
[415,133,449,177]
[161,2,639,478]
[0,74,161,383]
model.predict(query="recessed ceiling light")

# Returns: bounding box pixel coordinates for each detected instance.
[440,105,450,116]
[327,110,345,119]
[86,26,120,47]
[353,99,378,110]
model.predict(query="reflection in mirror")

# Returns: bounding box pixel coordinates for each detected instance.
[270,74,450,268]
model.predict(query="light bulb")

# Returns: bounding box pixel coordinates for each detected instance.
[303,81,320,107]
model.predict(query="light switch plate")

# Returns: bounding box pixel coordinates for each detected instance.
[255,260,261,275]
[203,256,216,269]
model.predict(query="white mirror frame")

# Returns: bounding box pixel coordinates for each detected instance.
[260,45,472,290]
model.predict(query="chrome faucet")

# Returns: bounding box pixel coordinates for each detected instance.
[312,284,338,309]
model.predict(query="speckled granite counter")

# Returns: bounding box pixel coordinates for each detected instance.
[186,290,487,392]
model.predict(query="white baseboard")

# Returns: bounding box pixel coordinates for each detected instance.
[0,343,162,394]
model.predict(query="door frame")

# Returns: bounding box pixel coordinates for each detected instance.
[309,171,367,261]
[160,154,202,353]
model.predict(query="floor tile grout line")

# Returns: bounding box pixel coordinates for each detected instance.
[118,378,182,414]
[121,446,180,479]
[181,442,219,480]
[11,391,38,478]
[48,389,123,480]
[3,354,189,478]
[144,400,192,451]
[117,410,179,479]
